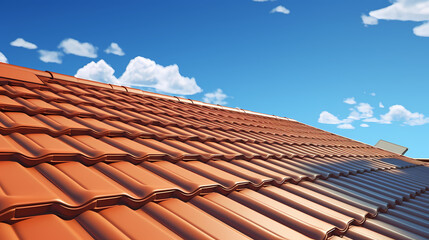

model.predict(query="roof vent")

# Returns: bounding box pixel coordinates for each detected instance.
[375,140,408,155]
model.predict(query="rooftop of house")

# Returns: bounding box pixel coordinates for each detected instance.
[0,62,428,240]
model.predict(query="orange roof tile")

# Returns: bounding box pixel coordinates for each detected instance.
[0,62,427,239]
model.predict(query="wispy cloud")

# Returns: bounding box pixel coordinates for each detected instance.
[361,14,378,26]
[414,21,429,36]
[38,50,63,64]
[337,123,354,129]
[58,38,97,58]
[105,42,125,56]
[362,117,382,123]
[270,5,290,14]
[344,97,356,105]
[364,0,429,37]
[75,57,202,95]
[356,103,374,119]
[0,52,7,63]
[320,96,429,129]
[346,102,374,121]
[10,38,37,49]
[203,89,228,105]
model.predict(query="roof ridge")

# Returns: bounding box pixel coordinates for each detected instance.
[0,62,296,122]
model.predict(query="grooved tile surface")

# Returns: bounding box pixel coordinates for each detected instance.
[0,62,427,240]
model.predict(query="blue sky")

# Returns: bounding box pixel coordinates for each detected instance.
[1,0,429,158]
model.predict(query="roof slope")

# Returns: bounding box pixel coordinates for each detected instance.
[0,62,427,240]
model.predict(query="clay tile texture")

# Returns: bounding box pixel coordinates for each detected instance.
[0,61,428,240]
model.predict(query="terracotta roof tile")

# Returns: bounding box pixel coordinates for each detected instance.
[0,62,427,239]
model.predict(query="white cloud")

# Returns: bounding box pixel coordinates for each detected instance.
[370,92,376,96]
[319,97,429,128]
[361,14,379,26]
[75,57,202,95]
[362,105,429,125]
[0,52,7,63]
[119,57,201,95]
[347,103,374,121]
[318,111,344,124]
[58,38,97,58]
[366,0,429,37]
[270,5,290,14]
[380,105,429,126]
[369,0,429,22]
[38,50,63,64]
[203,89,228,105]
[337,123,355,129]
[362,117,383,123]
[413,21,429,36]
[347,109,361,121]
[319,102,376,128]
[105,43,125,56]
[344,97,356,105]
[356,103,374,118]
[10,38,37,49]
[75,60,117,83]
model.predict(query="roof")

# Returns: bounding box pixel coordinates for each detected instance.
[0,62,427,240]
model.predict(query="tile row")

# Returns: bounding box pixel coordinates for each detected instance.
[0,111,381,149]
[1,81,293,127]
[1,167,428,240]
[332,191,429,240]
[0,158,425,222]
[0,95,339,142]
[0,132,405,166]
[0,81,345,140]
[0,83,287,131]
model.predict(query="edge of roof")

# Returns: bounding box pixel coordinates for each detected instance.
[0,62,296,122]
